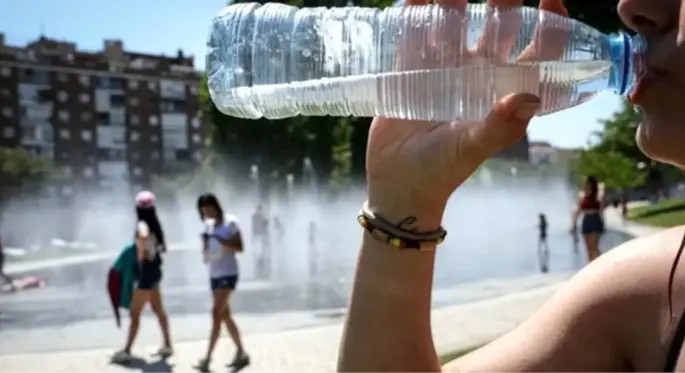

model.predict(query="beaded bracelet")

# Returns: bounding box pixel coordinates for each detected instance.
[357,204,447,251]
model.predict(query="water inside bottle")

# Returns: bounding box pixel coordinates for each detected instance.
[214,60,612,122]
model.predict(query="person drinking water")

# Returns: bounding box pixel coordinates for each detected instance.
[196,193,250,372]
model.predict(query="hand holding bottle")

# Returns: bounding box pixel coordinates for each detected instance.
[366,0,569,230]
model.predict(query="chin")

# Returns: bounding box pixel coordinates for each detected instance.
[637,120,685,170]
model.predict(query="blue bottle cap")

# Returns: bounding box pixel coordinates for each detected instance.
[608,31,646,96]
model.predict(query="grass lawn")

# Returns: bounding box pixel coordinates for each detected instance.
[439,343,487,365]
[628,198,685,227]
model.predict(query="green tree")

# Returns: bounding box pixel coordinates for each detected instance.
[574,99,682,190]
[0,147,56,201]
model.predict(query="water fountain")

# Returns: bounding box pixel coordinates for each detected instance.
[286,173,294,203]
[250,164,261,202]
[302,157,318,199]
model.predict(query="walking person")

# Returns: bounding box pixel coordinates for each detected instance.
[537,213,550,273]
[196,193,250,372]
[571,176,605,262]
[112,191,173,363]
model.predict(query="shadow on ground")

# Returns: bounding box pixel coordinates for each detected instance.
[110,355,173,372]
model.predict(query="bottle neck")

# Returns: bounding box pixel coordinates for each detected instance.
[608,31,646,96]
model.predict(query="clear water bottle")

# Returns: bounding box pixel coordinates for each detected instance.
[203,218,222,263]
[206,3,645,122]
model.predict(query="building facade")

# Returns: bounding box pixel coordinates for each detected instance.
[0,33,204,194]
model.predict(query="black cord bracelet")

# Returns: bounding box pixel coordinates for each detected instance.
[357,213,447,251]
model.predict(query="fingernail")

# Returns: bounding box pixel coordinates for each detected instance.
[514,102,540,121]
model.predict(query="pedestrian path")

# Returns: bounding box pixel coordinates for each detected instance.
[0,282,564,372]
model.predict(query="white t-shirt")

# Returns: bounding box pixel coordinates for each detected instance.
[137,221,161,260]
[204,214,240,278]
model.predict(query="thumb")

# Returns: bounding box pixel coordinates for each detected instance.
[466,93,541,159]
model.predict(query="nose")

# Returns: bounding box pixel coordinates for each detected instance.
[617,0,677,36]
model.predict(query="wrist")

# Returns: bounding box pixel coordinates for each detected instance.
[367,183,447,232]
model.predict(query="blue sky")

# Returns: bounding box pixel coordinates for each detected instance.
[1,0,624,149]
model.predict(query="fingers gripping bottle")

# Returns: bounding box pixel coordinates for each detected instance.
[206,3,645,122]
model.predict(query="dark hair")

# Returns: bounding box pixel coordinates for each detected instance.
[585,175,599,199]
[197,193,225,222]
[135,206,166,247]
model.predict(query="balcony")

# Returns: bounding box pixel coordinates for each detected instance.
[20,124,54,147]
[22,103,53,121]
[96,125,126,149]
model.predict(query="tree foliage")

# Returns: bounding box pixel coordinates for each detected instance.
[573,99,682,190]
[0,147,56,199]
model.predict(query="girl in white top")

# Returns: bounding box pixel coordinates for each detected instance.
[196,193,249,372]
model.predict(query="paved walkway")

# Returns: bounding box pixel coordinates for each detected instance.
[0,283,564,372]
[0,205,661,372]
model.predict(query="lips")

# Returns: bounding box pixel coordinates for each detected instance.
[629,72,660,106]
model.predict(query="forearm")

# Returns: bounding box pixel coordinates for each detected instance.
[338,187,445,372]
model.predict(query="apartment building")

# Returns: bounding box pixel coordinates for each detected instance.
[0,33,204,194]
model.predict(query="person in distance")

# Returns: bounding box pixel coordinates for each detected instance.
[337,0,685,371]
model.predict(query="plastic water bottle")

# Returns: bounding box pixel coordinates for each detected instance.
[203,218,222,263]
[206,3,645,122]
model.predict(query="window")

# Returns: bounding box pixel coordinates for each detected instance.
[2,127,14,138]
[151,134,159,143]
[59,110,70,121]
[60,129,70,140]
[191,117,201,128]
[175,149,191,161]
[80,93,90,103]
[193,150,202,162]
[130,131,139,142]
[58,91,68,102]
[151,151,160,160]
[81,112,92,122]
[133,167,142,177]
[2,108,12,118]
[110,94,125,107]
[149,115,159,126]
[57,73,68,83]
[62,186,73,196]
[192,134,201,144]
[96,112,110,125]
[188,84,198,95]
[79,75,90,86]
[130,114,139,125]
[81,130,92,141]
[62,166,72,177]
[130,97,138,106]
[148,81,157,91]
[131,152,140,160]
[83,167,94,178]
[0,89,10,97]
[128,80,139,89]
[0,67,11,77]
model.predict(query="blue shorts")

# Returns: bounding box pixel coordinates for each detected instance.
[210,275,238,291]
[581,213,605,235]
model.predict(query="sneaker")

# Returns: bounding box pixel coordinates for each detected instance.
[156,346,173,359]
[111,349,132,364]
[195,358,211,372]
[228,352,250,372]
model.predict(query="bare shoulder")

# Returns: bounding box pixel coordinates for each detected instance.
[445,227,684,372]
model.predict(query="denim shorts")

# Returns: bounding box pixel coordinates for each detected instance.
[210,275,238,291]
